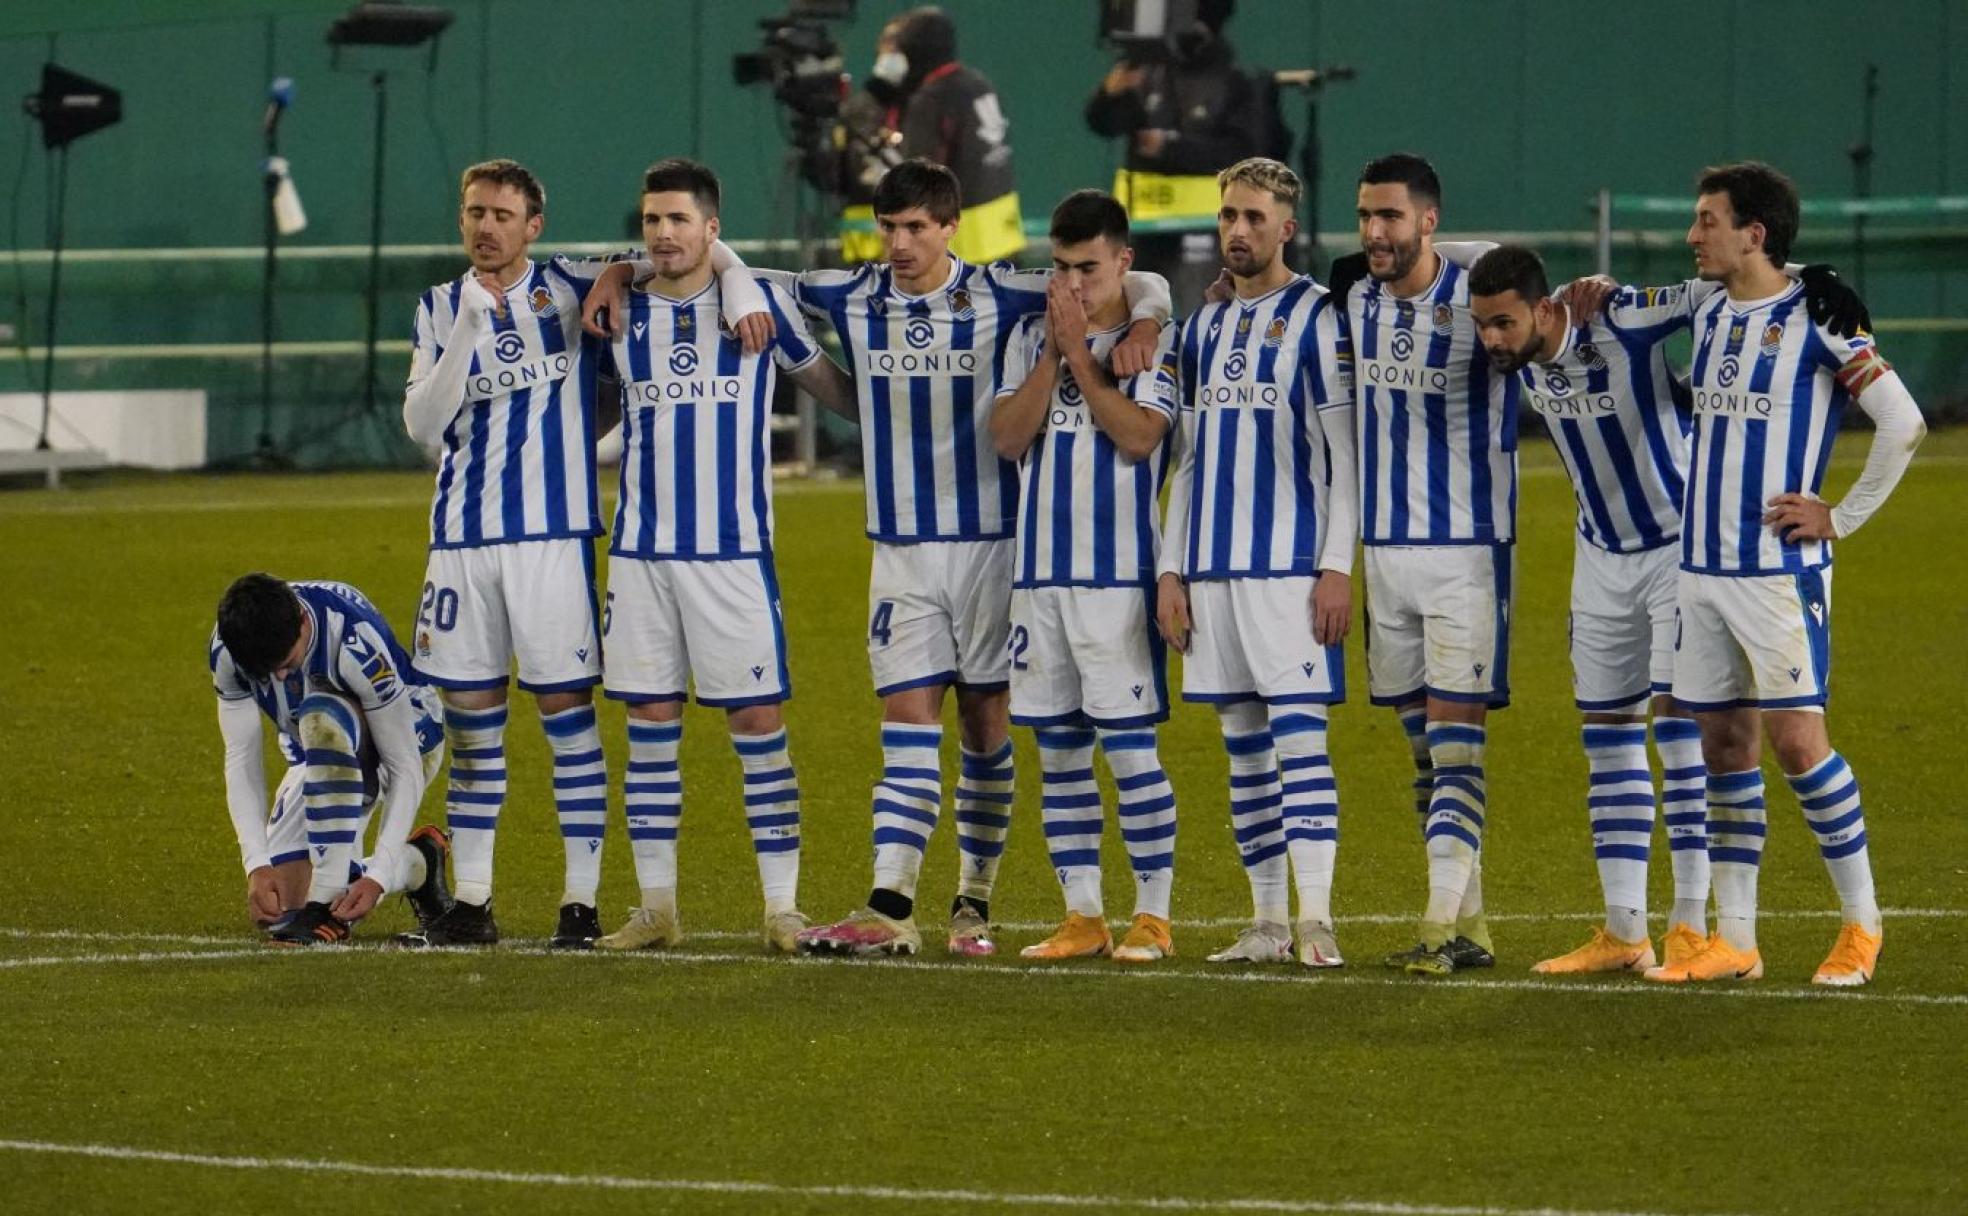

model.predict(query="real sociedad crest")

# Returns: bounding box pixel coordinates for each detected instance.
[1432,302,1455,335]
[529,286,555,317]
[1576,341,1608,372]
[1263,317,1287,348]
[1760,322,1784,358]
[948,287,975,320]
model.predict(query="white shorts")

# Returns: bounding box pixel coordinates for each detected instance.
[1673,566,1832,712]
[602,554,791,707]
[1365,544,1513,708]
[1009,585,1167,727]
[868,539,1013,696]
[1571,536,1678,711]
[1181,576,1345,706]
[266,685,445,867]
[414,539,602,694]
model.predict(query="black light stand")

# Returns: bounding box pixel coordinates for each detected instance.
[257,76,296,467]
[1847,62,1879,295]
[20,64,121,454]
[1273,65,1355,268]
[327,3,453,421]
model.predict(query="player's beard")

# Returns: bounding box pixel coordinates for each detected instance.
[1222,242,1275,280]
[1485,328,1545,375]
[1368,232,1423,283]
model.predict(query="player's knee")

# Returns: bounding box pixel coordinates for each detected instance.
[296,694,359,754]
[727,703,782,736]
[1767,714,1831,776]
[1216,700,1268,736]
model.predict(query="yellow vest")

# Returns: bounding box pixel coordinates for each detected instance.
[838,191,1027,265]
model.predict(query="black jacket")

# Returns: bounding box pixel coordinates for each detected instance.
[1085,40,1264,176]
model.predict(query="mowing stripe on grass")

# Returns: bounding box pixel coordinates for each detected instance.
[0,949,268,970]
[0,1136,1744,1216]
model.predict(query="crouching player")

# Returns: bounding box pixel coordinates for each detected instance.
[211,574,452,944]
[989,190,1181,963]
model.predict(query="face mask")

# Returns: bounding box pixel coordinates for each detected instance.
[872,51,909,85]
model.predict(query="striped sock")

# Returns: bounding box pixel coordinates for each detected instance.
[1271,707,1339,926]
[1221,704,1288,926]
[954,741,1015,903]
[296,694,366,905]
[1652,716,1710,931]
[735,728,801,915]
[1422,722,1486,937]
[1706,768,1767,951]
[443,703,508,906]
[1583,721,1653,941]
[1787,751,1879,934]
[542,704,608,908]
[871,723,943,902]
[1037,726,1103,917]
[1100,727,1176,922]
[623,718,683,901]
[1398,705,1432,832]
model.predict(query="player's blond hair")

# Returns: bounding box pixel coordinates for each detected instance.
[1217,158,1302,210]
[460,159,545,218]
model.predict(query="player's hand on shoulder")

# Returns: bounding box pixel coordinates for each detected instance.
[1155,572,1191,654]
[734,311,775,356]
[1801,264,1871,339]
[1325,252,1369,304]
[1202,269,1234,306]
[329,875,386,923]
[1558,274,1619,322]
[581,264,633,339]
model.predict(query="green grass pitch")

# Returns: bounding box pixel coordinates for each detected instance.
[1,432,1964,1215]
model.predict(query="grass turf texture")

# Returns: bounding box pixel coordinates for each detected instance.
[1,433,1964,1215]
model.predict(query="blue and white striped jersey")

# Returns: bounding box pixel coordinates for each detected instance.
[409,255,626,551]
[788,257,1048,543]
[1349,258,1520,545]
[209,581,425,765]
[1517,290,1698,554]
[605,277,819,559]
[1169,276,1354,580]
[997,318,1177,588]
[1684,281,1883,575]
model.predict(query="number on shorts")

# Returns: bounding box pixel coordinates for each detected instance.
[870,600,895,646]
[602,590,616,637]
[420,581,459,632]
[1008,624,1030,671]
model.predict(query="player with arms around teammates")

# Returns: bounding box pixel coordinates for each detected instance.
[1157,158,1359,968]
[582,158,855,954]
[988,190,1182,964]
[1647,162,1923,986]
[587,159,1171,957]
[210,573,453,944]
[1331,153,1517,977]
[400,158,768,949]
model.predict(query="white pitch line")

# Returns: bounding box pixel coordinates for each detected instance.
[0,1137,1745,1216]
[4,907,1960,951]
[0,948,269,971]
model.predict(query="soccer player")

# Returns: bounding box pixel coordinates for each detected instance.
[1332,153,1516,977]
[988,190,1181,964]
[584,159,854,955]
[1157,158,1358,968]
[400,159,767,949]
[1466,245,1711,974]
[210,573,452,944]
[1647,162,1923,985]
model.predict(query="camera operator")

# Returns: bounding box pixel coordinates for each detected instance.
[1085,0,1272,304]
[836,5,1024,264]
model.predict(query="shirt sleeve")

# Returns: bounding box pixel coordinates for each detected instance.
[335,621,407,714]
[1604,280,1698,339]
[1129,324,1180,422]
[1156,320,1196,580]
[995,315,1043,400]
[217,694,273,874]
[764,280,821,372]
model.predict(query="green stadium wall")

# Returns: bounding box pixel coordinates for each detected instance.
[3,0,1963,466]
